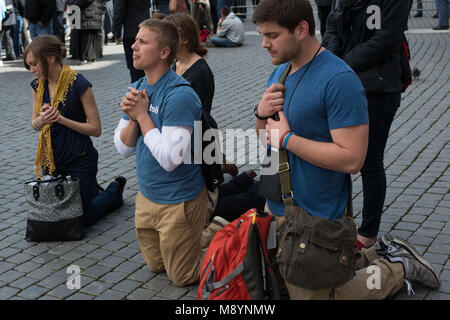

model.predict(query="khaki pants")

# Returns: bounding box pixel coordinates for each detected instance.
[267,205,405,300]
[135,188,208,287]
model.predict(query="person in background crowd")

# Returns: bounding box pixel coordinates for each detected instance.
[24,0,56,39]
[165,12,215,114]
[24,35,126,227]
[211,5,244,47]
[53,0,65,43]
[314,0,332,36]
[433,0,449,29]
[11,0,25,58]
[113,0,150,82]
[0,0,16,61]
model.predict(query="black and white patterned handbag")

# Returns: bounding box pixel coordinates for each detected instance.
[24,176,84,242]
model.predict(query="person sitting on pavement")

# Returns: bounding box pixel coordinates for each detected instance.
[25,35,126,228]
[211,5,244,47]
[252,0,440,299]
[114,19,208,287]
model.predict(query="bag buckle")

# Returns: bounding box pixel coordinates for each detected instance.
[282,191,293,201]
[278,162,289,174]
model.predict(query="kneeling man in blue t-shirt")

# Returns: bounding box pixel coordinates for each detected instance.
[114,19,207,287]
[252,0,440,300]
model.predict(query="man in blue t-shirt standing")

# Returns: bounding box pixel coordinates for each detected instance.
[252,0,440,299]
[113,19,207,287]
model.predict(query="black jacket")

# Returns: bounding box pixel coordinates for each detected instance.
[322,0,413,94]
[24,0,56,24]
[13,0,25,17]
[113,0,150,40]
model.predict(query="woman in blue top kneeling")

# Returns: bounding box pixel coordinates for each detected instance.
[24,35,125,227]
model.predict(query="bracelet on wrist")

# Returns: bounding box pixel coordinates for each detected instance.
[253,105,268,120]
[282,132,294,149]
[280,131,291,148]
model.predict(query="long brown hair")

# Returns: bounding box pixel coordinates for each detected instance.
[23,35,67,79]
[164,13,207,57]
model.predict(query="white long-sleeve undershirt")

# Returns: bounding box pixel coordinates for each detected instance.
[114,118,193,172]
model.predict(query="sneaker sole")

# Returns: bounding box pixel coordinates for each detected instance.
[389,237,440,286]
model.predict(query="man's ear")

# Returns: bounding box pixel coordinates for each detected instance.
[160,47,171,61]
[295,20,310,41]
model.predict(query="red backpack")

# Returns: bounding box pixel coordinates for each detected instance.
[197,209,280,300]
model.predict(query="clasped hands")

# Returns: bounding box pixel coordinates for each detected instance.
[120,87,149,122]
[38,103,62,125]
[257,83,292,148]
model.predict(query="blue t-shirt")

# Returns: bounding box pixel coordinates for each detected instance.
[266,50,369,220]
[122,69,205,204]
[31,73,94,167]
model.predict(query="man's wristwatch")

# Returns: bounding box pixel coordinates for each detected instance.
[253,105,268,120]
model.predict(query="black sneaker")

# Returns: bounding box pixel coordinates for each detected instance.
[385,241,440,295]
[114,176,127,193]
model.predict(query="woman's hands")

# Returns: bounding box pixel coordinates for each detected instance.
[39,103,62,125]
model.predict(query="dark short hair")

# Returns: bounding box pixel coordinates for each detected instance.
[220,5,231,17]
[23,35,67,79]
[164,13,207,57]
[252,0,315,36]
[138,19,180,64]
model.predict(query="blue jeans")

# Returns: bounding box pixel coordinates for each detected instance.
[358,93,401,238]
[29,20,53,40]
[211,36,241,47]
[437,0,449,26]
[55,149,123,227]
[211,172,266,222]
[12,15,23,56]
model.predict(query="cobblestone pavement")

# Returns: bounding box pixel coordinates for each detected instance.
[0,2,449,300]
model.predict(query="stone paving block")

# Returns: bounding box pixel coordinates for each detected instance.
[128,268,156,283]
[427,243,450,255]
[22,245,50,257]
[395,222,420,232]
[43,258,73,271]
[48,284,78,299]
[1,270,25,283]
[158,285,189,300]
[103,240,127,251]
[100,271,129,284]
[98,255,126,269]
[31,252,58,264]
[88,235,115,246]
[407,235,434,247]
[415,228,441,238]
[66,292,95,300]
[87,249,113,261]
[126,288,158,300]
[95,289,128,300]
[112,279,141,293]
[113,247,139,260]
[38,295,61,300]
[72,257,98,270]
[426,291,450,300]
[114,261,142,273]
[80,281,113,296]
[0,286,20,300]
[27,267,55,281]
[17,285,49,299]
[0,261,16,273]
[0,247,21,259]
[142,277,171,291]
[83,265,112,278]
[37,275,67,290]
[9,277,38,290]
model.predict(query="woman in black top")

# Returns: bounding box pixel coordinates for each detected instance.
[165,13,215,114]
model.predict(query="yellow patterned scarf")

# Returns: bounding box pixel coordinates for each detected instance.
[34,64,78,178]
